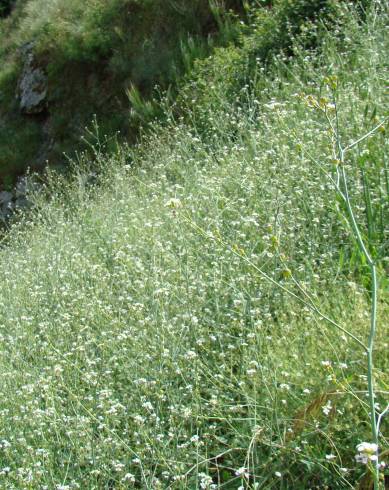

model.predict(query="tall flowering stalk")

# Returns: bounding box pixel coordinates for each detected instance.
[307,75,387,489]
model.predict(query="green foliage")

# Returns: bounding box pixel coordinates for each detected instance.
[175,0,371,123]
[0,117,43,179]
[0,0,375,186]
[0,59,44,181]
[0,0,13,18]
[0,0,241,185]
[0,2,388,488]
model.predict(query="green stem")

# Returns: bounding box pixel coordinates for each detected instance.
[384,155,389,203]
[332,95,380,488]
[338,154,380,489]
[367,263,379,488]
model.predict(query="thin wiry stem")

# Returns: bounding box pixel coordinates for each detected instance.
[332,94,381,489]
[376,404,389,436]
[183,214,367,350]
[344,119,387,153]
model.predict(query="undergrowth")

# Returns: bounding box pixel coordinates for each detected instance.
[0,1,387,489]
[0,0,370,185]
[0,0,241,184]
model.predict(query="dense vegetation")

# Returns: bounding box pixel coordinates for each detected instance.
[0,0,365,186]
[0,0,388,488]
[0,0,244,185]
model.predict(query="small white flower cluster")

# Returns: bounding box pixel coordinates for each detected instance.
[235,467,249,479]
[121,473,135,483]
[199,473,217,489]
[165,198,182,209]
[321,400,332,416]
[355,442,378,464]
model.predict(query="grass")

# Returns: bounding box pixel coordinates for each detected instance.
[0,0,364,186]
[0,1,388,489]
[0,0,242,185]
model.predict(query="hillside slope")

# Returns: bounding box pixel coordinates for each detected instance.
[0,0,244,187]
[0,0,365,188]
[0,1,388,489]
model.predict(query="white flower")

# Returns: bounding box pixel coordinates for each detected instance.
[322,400,332,416]
[357,442,378,454]
[142,401,153,411]
[325,454,336,460]
[133,415,145,425]
[275,471,282,477]
[235,467,249,478]
[355,442,378,464]
[122,473,135,483]
[113,462,125,472]
[199,473,213,489]
[165,198,182,208]
[355,453,369,464]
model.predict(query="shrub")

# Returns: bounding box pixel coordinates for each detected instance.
[0,0,14,18]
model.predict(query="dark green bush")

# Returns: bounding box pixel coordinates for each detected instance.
[175,0,373,126]
[0,0,14,18]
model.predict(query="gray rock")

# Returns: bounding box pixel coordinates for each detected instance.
[0,191,13,204]
[15,196,31,209]
[0,174,41,223]
[15,177,28,197]
[0,191,14,220]
[18,42,48,114]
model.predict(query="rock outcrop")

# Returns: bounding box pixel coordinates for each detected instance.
[0,191,13,219]
[17,42,48,115]
[0,177,35,223]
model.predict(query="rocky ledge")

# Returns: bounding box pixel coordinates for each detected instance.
[17,42,48,115]
[0,177,34,223]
